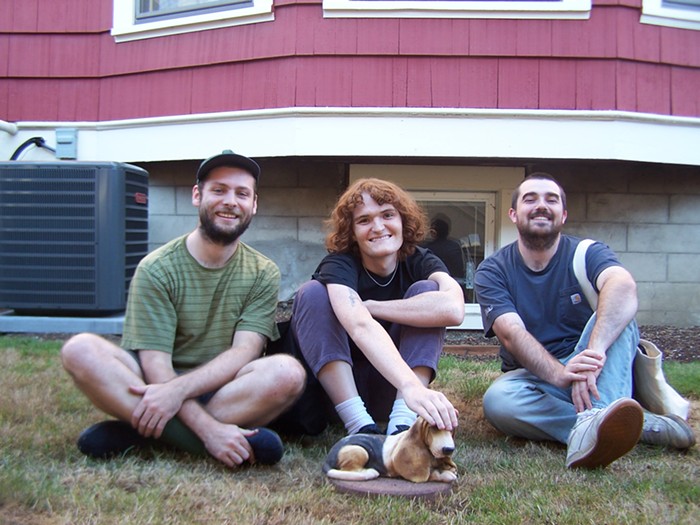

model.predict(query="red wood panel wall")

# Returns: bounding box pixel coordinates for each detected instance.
[1,0,699,121]
[0,0,111,33]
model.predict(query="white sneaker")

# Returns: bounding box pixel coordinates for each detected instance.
[566,398,643,469]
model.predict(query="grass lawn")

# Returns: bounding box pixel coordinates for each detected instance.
[1,335,698,524]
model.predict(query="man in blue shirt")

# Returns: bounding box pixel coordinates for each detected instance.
[475,173,694,469]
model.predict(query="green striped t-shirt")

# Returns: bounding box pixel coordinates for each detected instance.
[121,235,280,370]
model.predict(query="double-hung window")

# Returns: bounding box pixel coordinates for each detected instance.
[136,1,251,21]
[112,0,274,42]
[641,0,700,30]
[323,0,592,20]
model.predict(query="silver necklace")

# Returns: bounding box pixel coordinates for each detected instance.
[363,264,398,288]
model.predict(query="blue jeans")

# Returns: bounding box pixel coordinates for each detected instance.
[482,314,639,444]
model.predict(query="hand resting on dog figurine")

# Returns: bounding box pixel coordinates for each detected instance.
[322,417,458,483]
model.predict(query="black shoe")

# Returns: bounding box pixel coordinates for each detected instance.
[247,427,284,465]
[391,425,410,435]
[77,420,152,459]
[356,423,384,435]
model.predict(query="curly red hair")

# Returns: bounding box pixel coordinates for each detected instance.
[325,178,428,261]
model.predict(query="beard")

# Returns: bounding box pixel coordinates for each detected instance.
[516,210,563,251]
[198,207,252,246]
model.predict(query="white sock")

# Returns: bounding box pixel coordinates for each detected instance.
[386,398,417,435]
[335,396,374,435]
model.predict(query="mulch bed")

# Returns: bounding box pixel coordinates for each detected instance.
[444,325,700,363]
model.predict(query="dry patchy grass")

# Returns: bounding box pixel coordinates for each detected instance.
[1,336,698,525]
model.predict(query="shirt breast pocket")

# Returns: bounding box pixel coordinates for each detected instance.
[558,285,592,327]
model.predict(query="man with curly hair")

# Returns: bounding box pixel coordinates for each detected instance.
[291,178,463,436]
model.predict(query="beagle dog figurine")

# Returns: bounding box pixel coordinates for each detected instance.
[322,417,458,483]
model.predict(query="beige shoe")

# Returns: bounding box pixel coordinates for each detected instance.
[642,413,696,450]
[566,398,643,469]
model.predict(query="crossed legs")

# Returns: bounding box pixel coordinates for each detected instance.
[482,314,639,444]
[291,279,444,433]
[61,333,305,453]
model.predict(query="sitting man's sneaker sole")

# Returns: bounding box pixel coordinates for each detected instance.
[77,420,152,459]
[566,398,643,469]
[391,425,411,436]
[246,427,284,465]
[355,423,384,435]
[642,413,696,450]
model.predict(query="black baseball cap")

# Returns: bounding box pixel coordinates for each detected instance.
[196,149,261,184]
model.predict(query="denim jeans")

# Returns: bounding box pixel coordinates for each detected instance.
[482,313,639,444]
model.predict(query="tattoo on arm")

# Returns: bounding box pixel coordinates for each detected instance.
[347,289,360,307]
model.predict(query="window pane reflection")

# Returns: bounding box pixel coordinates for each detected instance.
[419,201,485,303]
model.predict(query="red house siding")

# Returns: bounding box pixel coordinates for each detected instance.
[540,60,578,109]
[1,0,699,122]
[672,68,700,116]
[0,0,111,33]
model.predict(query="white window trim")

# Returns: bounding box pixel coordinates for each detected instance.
[323,0,591,20]
[112,0,274,42]
[641,0,700,30]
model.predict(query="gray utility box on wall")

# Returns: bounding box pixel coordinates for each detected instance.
[0,161,149,315]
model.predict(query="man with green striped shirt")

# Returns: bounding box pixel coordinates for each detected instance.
[62,150,306,468]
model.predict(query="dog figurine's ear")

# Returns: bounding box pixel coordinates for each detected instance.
[391,438,433,483]
[390,418,434,482]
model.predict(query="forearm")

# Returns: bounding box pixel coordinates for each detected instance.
[365,293,462,327]
[141,335,262,401]
[498,322,564,384]
[140,354,224,405]
[364,274,464,327]
[173,396,220,441]
[328,283,433,392]
[588,268,638,354]
[168,347,259,400]
[493,312,605,393]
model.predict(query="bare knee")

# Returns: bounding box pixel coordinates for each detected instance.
[265,354,307,401]
[60,333,111,376]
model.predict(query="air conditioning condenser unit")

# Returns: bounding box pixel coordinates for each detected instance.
[0,161,149,314]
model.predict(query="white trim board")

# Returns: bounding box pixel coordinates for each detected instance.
[4,108,700,167]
